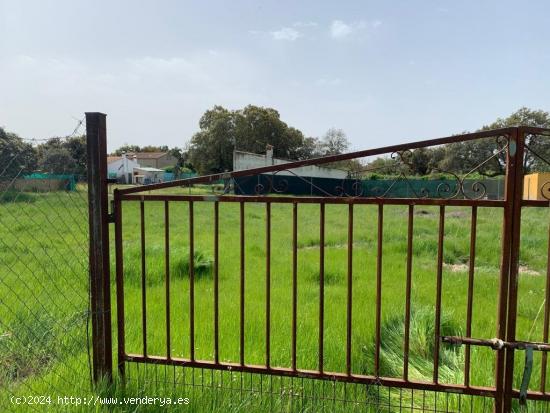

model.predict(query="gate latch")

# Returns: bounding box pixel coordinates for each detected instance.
[442,336,548,406]
[518,345,534,406]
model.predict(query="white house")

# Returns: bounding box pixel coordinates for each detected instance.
[133,167,164,184]
[107,153,140,184]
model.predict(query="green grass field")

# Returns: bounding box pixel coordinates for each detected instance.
[1,186,550,412]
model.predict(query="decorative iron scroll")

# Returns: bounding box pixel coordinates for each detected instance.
[541,182,550,201]
[357,135,509,200]
[177,134,510,200]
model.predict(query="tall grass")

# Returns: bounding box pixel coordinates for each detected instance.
[1,190,549,412]
[362,308,464,409]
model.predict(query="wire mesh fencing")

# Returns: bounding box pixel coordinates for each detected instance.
[0,120,92,412]
[119,363,503,413]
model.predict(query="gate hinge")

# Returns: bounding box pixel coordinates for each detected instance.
[442,335,542,406]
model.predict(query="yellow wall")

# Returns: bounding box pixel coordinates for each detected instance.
[523,173,550,200]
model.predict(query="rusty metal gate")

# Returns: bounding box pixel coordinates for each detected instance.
[87,120,550,412]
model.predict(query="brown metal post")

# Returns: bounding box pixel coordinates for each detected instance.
[114,189,125,378]
[494,128,521,413]
[502,128,525,412]
[86,112,113,383]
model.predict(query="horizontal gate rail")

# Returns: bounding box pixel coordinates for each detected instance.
[123,353,498,397]
[119,193,505,207]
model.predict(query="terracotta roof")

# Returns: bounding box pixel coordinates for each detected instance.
[129,152,168,159]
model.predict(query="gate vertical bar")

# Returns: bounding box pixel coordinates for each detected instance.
[265,202,271,368]
[140,199,147,356]
[114,189,125,378]
[319,203,325,373]
[403,204,414,381]
[164,201,171,359]
[214,201,220,364]
[86,112,113,382]
[433,205,445,384]
[240,201,245,366]
[291,202,298,372]
[189,201,195,361]
[346,203,353,376]
[375,204,383,376]
[464,206,477,387]
[502,128,525,412]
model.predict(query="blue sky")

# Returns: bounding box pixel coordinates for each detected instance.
[1,0,549,151]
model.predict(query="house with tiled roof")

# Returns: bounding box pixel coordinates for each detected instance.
[107,154,140,184]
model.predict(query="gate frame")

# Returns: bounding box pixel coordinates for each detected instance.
[87,119,550,411]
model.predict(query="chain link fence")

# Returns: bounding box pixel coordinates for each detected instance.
[0,120,92,412]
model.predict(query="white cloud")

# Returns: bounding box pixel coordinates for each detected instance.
[330,19,376,39]
[330,20,353,38]
[270,27,302,41]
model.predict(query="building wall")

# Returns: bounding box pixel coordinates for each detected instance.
[107,157,140,183]
[524,173,550,200]
[135,158,155,168]
[134,153,176,169]
[156,154,176,169]
[233,151,348,179]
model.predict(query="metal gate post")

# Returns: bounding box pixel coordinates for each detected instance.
[86,112,113,383]
[494,128,520,412]
[113,188,125,379]
[502,128,526,412]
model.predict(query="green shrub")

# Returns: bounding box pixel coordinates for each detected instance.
[174,250,213,278]
[124,247,213,285]
[308,270,343,285]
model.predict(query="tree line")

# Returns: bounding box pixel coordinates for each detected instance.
[366,107,550,177]
[0,128,87,178]
[186,105,351,174]
[2,106,549,180]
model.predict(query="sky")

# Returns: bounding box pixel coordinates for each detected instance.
[1,0,549,152]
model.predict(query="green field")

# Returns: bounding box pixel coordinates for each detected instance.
[1,186,550,412]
